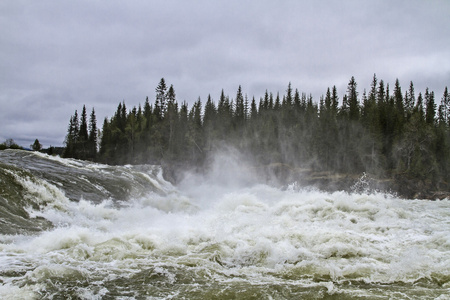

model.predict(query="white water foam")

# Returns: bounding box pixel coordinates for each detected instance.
[0,182,448,297]
[0,150,449,299]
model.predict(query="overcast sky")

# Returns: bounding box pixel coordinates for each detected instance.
[1,0,449,148]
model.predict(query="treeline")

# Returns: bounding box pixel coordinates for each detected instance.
[64,76,450,189]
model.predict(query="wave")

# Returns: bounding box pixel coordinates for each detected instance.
[0,150,173,234]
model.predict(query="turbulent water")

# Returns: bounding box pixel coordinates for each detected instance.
[0,150,449,299]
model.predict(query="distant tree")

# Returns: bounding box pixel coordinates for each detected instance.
[188,98,203,162]
[234,85,245,127]
[414,92,424,118]
[203,94,217,152]
[143,96,153,129]
[31,139,42,151]
[393,79,404,118]
[99,117,112,162]
[441,86,449,125]
[165,84,179,157]
[88,108,98,159]
[217,89,233,140]
[155,78,168,119]
[405,81,415,118]
[274,92,281,111]
[347,76,359,121]
[63,110,79,158]
[425,88,436,125]
[79,105,88,142]
[250,96,258,120]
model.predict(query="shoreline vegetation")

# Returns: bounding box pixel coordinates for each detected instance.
[4,75,450,199]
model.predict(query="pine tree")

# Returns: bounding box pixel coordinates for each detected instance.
[204,94,217,130]
[394,79,404,118]
[155,78,167,119]
[250,96,258,119]
[340,95,349,118]
[441,86,449,125]
[263,90,270,111]
[165,84,178,156]
[188,98,203,161]
[331,85,339,116]
[63,110,79,158]
[79,105,88,143]
[143,96,152,129]
[425,88,436,125]
[414,92,425,121]
[31,139,42,151]
[347,76,359,121]
[88,107,97,159]
[392,79,405,136]
[217,89,232,140]
[405,81,415,118]
[244,94,249,121]
[99,117,111,162]
[203,94,217,151]
[274,92,281,111]
[234,85,245,126]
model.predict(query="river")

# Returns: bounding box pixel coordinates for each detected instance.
[0,150,449,299]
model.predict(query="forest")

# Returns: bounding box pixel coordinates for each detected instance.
[63,76,450,197]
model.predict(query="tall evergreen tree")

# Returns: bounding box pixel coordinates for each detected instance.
[165,84,178,155]
[393,79,404,118]
[79,105,88,143]
[250,96,258,120]
[88,107,98,159]
[441,86,449,125]
[63,110,79,158]
[347,76,359,121]
[405,81,415,118]
[234,85,245,126]
[425,88,436,125]
[155,78,168,119]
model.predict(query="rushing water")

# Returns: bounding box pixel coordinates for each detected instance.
[0,150,449,299]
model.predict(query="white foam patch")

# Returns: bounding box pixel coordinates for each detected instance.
[1,177,449,298]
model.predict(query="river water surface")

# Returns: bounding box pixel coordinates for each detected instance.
[0,150,449,299]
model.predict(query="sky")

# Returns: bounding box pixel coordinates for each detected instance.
[1,0,450,148]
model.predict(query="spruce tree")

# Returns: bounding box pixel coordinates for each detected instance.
[250,97,258,120]
[347,76,359,121]
[405,81,415,118]
[88,108,97,159]
[425,88,436,125]
[203,94,217,151]
[234,85,245,126]
[155,78,167,119]
[79,105,88,142]
[165,84,178,157]
[441,86,449,125]
[63,110,79,158]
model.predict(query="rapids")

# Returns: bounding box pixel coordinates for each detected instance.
[0,150,449,299]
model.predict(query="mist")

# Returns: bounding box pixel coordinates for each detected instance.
[56,76,450,199]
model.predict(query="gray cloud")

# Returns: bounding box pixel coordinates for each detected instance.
[1,0,449,148]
